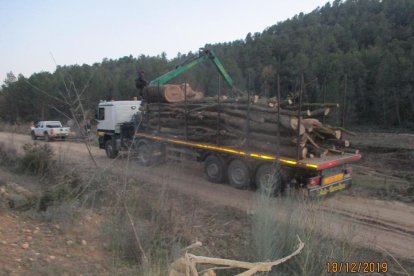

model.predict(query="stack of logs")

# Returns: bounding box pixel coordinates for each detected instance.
[140,84,355,160]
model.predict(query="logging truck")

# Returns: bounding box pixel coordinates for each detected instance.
[96,100,361,197]
[97,49,361,196]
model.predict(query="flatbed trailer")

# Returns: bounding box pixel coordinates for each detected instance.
[96,101,361,197]
[131,131,361,197]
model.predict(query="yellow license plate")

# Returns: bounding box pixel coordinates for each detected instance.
[322,173,344,185]
[318,182,347,196]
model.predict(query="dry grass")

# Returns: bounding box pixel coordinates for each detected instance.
[19,143,54,176]
[351,173,414,203]
[102,183,185,274]
[0,141,18,167]
[0,121,30,135]
[249,189,413,275]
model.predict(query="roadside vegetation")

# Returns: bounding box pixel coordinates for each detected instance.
[1,140,413,275]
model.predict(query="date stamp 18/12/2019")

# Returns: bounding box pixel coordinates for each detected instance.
[326,261,388,273]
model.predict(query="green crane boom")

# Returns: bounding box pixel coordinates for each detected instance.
[149,49,234,88]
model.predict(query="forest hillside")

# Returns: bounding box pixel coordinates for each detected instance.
[1,0,413,127]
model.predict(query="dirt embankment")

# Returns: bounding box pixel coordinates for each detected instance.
[0,198,108,274]
[1,132,414,264]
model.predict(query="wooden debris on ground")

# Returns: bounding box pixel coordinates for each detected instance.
[169,236,304,276]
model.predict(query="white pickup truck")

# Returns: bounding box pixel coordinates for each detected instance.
[31,121,70,141]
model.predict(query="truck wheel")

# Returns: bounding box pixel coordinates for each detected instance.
[255,163,282,196]
[204,155,226,183]
[136,142,153,166]
[105,140,118,159]
[31,131,36,140]
[44,132,50,142]
[227,159,251,189]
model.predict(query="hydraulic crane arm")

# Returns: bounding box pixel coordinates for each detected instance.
[149,49,234,88]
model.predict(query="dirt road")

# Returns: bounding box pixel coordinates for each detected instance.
[2,132,414,262]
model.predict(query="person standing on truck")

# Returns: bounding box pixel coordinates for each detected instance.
[135,70,148,101]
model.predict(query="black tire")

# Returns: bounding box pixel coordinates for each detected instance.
[136,141,154,166]
[255,163,283,196]
[227,159,251,189]
[204,155,226,183]
[105,140,118,159]
[31,131,36,140]
[61,136,66,141]
[44,132,50,142]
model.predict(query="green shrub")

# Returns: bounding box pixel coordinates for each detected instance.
[37,169,83,211]
[0,141,17,167]
[19,143,54,176]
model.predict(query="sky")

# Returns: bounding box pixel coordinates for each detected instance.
[0,0,330,83]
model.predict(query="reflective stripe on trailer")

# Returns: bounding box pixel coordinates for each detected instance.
[135,133,360,170]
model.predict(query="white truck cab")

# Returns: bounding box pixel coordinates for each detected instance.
[96,100,142,158]
[96,100,142,132]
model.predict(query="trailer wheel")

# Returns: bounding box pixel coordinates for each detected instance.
[204,155,226,183]
[31,131,36,140]
[227,159,251,189]
[255,163,282,196]
[136,141,154,166]
[105,140,118,159]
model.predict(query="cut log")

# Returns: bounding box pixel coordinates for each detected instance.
[221,108,265,123]
[329,126,356,136]
[313,126,341,139]
[302,133,318,148]
[145,85,184,103]
[311,131,325,140]
[250,141,308,159]
[292,134,308,147]
[308,108,330,117]
[224,125,298,145]
[301,103,339,108]
[323,139,350,148]
[268,96,293,107]
[195,112,305,135]
[302,118,323,129]
[224,103,311,116]
[144,84,203,103]
[307,144,328,158]
[327,147,344,155]
[139,89,356,161]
